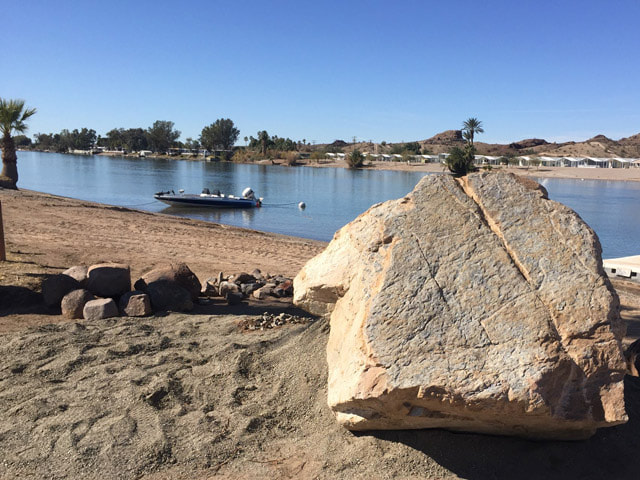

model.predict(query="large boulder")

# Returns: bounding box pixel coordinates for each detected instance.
[134,263,201,301]
[86,263,131,298]
[42,274,81,308]
[294,172,627,440]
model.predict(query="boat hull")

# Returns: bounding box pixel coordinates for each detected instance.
[154,194,258,208]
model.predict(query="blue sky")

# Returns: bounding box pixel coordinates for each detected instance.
[2,0,639,144]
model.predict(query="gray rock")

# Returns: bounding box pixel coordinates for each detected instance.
[230,272,256,285]
[294,172,627,439]
[83,298,119,320]
[253,284,275,300]
[201,279,219,297]
[42,274,82,308]
[87,263,131,298]
[61,289,94,319]
[241,282,262,296]
[134,263,201,300]
[226,291,244,305]
[219,281,239,297]
[119,291,152,317]
[62,265,88,286]
[146,280,193,312]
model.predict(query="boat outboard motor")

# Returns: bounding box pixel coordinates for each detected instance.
[242,187,255,200]
[202,188,210,194]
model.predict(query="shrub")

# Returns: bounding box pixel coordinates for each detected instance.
[445,145,476,176]
[284,151,299,166]
[347,149,365,169]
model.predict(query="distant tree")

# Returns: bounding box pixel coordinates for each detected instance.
[445,145,476,176]
[123,128,148,152]
[0,98,36,188]
[184,137,200,151]
[13,135,32,147]
[347,149,365,169]
[403,141,421,154]
[200,118,239,152]
[146,120,181,153]
[258,130,271,155]
[462,117,484,146]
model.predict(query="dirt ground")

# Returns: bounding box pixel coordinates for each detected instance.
[1,188,640,479]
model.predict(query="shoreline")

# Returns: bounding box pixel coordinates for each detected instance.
[21,149,640,182]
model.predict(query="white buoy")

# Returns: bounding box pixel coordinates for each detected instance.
[298,201,306,210]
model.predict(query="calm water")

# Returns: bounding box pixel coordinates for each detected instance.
[14,151,640,258]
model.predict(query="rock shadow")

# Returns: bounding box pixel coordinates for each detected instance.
[0,285,49,316]
[366,376,640,480]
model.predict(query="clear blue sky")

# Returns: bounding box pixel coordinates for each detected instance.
[2,0,639,144]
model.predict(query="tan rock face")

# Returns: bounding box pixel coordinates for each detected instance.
[293,172,627,439]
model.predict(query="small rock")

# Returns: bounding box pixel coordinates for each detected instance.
[226,291,244,305]
[202,279,219,297]
[253,284,274,300]
[252,269,265,282]
[42,274,82,308]
[219,281,240,297]
[87,263,131,298]
[230,272,256,284]
[119,291,152,317]
[83,298,119,320]
[61,289,95,319]
[62,265,88,286]
[241,282,262,296]
[279,279,294,296]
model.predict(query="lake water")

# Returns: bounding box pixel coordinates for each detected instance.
[14,151,640,259]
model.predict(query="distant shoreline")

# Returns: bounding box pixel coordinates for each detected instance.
[19,149,640,183]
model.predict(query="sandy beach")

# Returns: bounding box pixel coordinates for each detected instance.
[1,181,640,479]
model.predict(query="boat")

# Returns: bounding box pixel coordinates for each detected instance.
[154,187,262,208]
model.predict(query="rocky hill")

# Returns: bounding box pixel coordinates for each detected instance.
[317,131,640,158]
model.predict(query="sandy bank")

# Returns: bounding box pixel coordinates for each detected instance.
[1,187,640,479]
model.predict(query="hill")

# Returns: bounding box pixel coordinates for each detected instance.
[314,131,640,158]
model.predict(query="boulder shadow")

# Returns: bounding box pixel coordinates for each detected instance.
[0,285,50,317]
[366,376,640,480]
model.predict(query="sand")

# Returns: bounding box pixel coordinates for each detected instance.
[2,185,640,479]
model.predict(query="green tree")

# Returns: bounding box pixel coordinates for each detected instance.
[462,117,484,146]
[257,130,271,155]
[445,145,476,176]
[347,149,365,169]
[13,135,32,147]
[0,98,36,188]
[146,120,181,153]
[200,118,239,152]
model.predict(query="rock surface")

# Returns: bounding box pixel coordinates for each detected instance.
[87,263,131,298]
[61,289,95,319]
[62,265,88,286]
[119,291,152,317]
[293,172,627,439]
[145,281,193,312]
[83,298,119,320]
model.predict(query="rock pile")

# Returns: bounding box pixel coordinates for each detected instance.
[202,270,294,303]
[294,172,627,440]
[239,312,313,331]
[42,263,296,321]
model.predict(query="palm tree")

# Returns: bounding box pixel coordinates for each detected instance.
[462,117,484,146]
[257,130,270,156]
[1,98,36,189]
